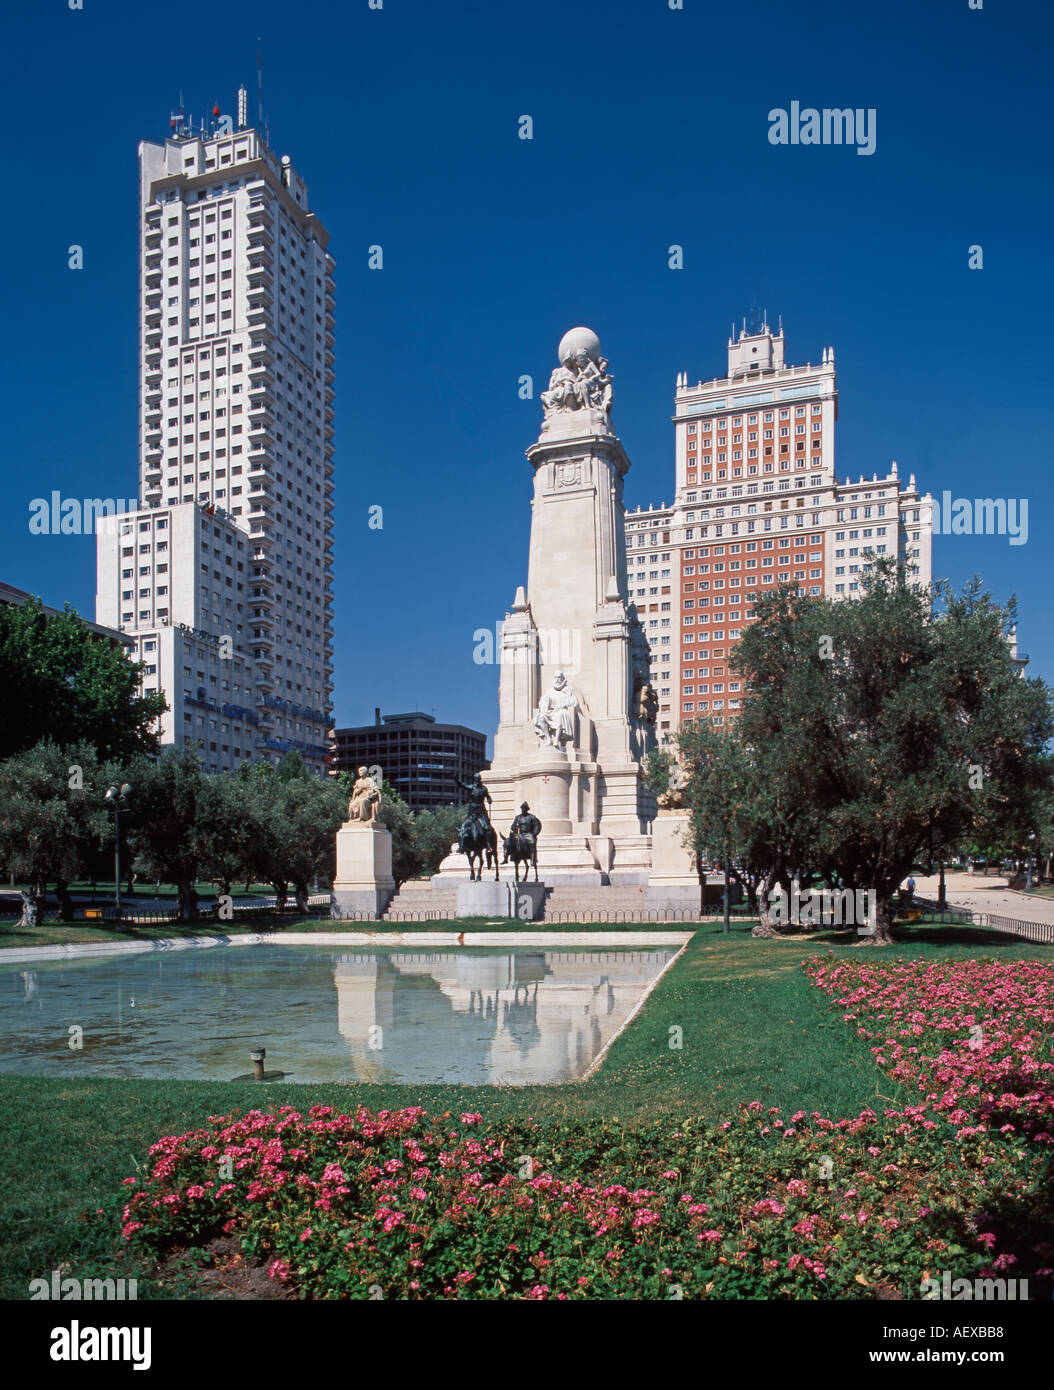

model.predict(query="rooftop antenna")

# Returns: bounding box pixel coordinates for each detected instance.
[257,39,263,131]
[169,89,185,136]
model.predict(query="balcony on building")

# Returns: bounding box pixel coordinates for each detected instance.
[247,214,274,245]
[247,419,275,449]
[248,339,275,368]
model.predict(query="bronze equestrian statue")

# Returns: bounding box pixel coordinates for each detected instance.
[503,801,541,883]
[457,773,499,882]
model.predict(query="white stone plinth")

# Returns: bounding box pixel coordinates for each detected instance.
[507,881,547,920]
[332,823,396,919]
[646,811,699,912]
[456,880,516,918]
[648,811,697,886]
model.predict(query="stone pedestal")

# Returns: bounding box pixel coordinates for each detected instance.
[456,879,515,918]
[506,880,547,921]
[332,823,396,919]
[524,749,574,834]
[647,810,700,913]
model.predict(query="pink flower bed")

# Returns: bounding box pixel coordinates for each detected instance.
[803,956,1054,1144]
[118,1098,1053,1299]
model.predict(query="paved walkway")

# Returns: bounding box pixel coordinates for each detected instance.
[912,872,1054,926]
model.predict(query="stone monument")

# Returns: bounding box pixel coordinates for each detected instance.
[438,327,658,887]
[332,766,396,918]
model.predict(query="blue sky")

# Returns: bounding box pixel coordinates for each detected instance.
[1,0,1051,749]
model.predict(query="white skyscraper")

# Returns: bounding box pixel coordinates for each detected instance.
[97,98,335,774]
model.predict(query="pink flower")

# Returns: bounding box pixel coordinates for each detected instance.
[752,1199,785,1218]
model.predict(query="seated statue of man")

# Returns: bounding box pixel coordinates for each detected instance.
[456,772,493,852]
[348,766,382,823]
[533,671,579,748]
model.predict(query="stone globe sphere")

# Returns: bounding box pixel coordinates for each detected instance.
[558,326,601,367]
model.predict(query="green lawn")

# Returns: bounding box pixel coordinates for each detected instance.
[0,921,1047,1300]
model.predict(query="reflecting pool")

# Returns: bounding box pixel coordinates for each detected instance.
[0,944,679,1085]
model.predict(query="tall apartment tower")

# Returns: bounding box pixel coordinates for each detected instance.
[97,100,335,774]
[626,319,932,734]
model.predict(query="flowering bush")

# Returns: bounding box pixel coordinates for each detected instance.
[803,956,1054,1144]
[120,1098,1052,1299]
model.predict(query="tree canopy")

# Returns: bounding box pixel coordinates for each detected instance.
[678,563,1054,943]
[0,597,166,761]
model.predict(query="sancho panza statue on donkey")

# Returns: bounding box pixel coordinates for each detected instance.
[504,802,541,883]
[456,772,499,881]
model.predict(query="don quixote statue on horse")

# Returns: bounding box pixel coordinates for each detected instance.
[456,773,500,882]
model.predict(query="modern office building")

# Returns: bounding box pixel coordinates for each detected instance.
[628,319,933,734]
[95,96,334,774]
[331,710,488,812]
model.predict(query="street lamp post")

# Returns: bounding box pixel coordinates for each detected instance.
[104,784,132,921]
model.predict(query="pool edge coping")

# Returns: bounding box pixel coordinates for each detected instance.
[580,939,691,1081]
[0,930,695,964]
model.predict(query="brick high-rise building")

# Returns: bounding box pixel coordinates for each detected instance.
[627,319,932,735]
[96,97,334,773]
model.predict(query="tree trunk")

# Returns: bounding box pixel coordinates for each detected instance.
[55,880,75,922]
[865,895,896,945]
[294,881,310,913]
[274,881,288,913]
[178,879,198,922]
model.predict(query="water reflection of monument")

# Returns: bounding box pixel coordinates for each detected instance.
[332,950,673,1085]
